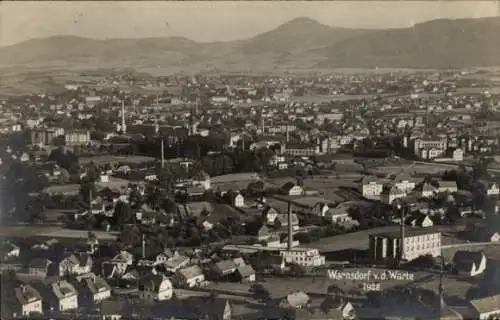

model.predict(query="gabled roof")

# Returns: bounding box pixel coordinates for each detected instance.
[51,280,77,299]
[236,264,255,277]
[453,250,485,267]
[283,291,310,308]
[470,294,500,314]
[139,274,169,292]
[178,265,203,279]
[438,180,458,188]
[84,274,111,294]
[29,258,52,268]
[275,213,299,226]
[214,260,237,273]
[164,255,189,269]
[15,285,42,305]
[359,175,380,185]
[282,181,299,192]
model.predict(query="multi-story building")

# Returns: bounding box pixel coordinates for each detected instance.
[13,285,43,318]
[413,137,447,159]
[369,229,442,261]
[282,143,318,156]
[50,280,78,312]
[359,177,383,198]
[266,123,297,134]
[64,131,91,146]
[279,247,326,267]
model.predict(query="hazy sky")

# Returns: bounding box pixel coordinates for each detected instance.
[1,1,498,46]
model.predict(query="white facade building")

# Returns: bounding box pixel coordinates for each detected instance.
[279,248,326,267]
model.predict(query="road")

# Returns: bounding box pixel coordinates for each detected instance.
[415,160,500,174]
[0,224,118,240]
[441,241,500,249]
[309,224,465,253]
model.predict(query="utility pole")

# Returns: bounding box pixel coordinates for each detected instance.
[161,139,165,169]
[398,202,406,263]
[438,253,445,315]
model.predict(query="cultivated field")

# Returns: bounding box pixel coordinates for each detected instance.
[0,225,118,240]
[79,155,155,166]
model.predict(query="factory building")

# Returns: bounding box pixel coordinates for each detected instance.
[369,228,441,262]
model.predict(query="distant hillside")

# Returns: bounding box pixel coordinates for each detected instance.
[1,16,499,70]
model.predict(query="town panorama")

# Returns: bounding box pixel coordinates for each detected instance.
[2,2,500,320]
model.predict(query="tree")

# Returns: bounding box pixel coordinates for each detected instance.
[48,147,79,171]
[289,263,306,277]
[113,201,134,226]
[327,284,343,296]
[80,178,97,204]
[472,158,493,181]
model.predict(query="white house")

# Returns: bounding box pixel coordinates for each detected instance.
[80,274,112,303]
[173,265,205,288]
[230,192,245,208]
[452,148,464,161]
[2,242,20,259]
[139,274,173,302]
[453,251,487,277]
[417,182,437,198]
[359,177,383,198]
[263,207,280,224]
[486,182,499,196]
[437,181,458,194]
[407,215,434,228]
[381,185,406,204]
[281,182,303,196]
[280,248,326,267]
[326,208,352,225]
[312,202,330,216]
[59,254,93,276]
[51,280,78,312]
[13,285,43,318]
[392,173,416,193]
[164,255,190,273]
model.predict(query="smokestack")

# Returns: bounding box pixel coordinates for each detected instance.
[286,124,290,143]
[400,204,405,262]
[142,234,146,259]
[287,202,293,251]
[121,100,126,134]
[88,187,93,215]
[161,139,165,168]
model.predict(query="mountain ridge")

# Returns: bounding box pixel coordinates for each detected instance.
[1,16,500,70]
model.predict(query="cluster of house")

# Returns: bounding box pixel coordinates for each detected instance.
[0,232,326,319]
[360,170,500,204]
[358,172,467,205]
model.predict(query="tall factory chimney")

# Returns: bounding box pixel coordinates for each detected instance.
[260,106,265,133]
[121,100,127,134]
[142,234,146,259]
[287,201,293,251]
[88,187,93,215]
[400,204,406,262]
[286,124,290,143]
[161,139,165,168]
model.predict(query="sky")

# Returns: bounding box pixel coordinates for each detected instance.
[0,1,498,47]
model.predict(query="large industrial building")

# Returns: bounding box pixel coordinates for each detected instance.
[369,228,442,261]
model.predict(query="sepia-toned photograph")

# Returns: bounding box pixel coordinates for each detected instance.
[1,1,500,319]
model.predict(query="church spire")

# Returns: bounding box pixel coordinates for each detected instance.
[121,100,127,134]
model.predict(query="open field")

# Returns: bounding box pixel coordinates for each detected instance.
[374,162,455,175]
[0,225,118,240]
[43,177,131,194]
[309,224,465,253]
[79,155,155,166]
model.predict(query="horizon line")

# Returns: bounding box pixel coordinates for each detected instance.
[2,15,499,48]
